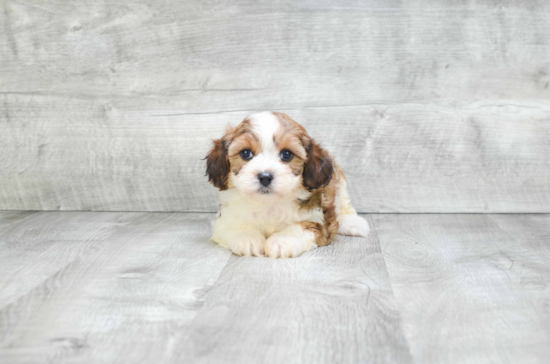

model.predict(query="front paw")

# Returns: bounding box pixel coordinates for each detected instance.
[229,232,266,257]
[264,233,316,259]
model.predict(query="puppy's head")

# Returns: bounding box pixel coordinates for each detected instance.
[205,111,333,199]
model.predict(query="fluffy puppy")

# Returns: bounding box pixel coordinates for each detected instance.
[205,111,369,258]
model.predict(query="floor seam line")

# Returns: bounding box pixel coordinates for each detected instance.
[367,214,417,364]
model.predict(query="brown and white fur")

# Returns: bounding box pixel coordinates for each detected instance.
[205,111,369,258]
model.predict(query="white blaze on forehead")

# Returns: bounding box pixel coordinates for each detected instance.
[248,111,280,155]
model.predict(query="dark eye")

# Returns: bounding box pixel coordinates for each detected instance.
[240,149,253,160]
[280,149,294,162]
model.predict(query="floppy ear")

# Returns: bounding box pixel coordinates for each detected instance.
[302,139,333,191]
[205,138,230,190]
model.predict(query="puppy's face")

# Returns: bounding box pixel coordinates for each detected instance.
[206,112,333,200]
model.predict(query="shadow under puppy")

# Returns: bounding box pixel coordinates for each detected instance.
[205,111,369,258]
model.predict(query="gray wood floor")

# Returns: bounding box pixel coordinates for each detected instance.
[0,212,548,363]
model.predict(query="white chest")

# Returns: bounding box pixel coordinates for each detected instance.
[218,189,317,237]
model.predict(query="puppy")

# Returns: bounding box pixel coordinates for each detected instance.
[205,111,369,258]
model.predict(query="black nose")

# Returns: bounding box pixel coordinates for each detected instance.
[258,172,274,187]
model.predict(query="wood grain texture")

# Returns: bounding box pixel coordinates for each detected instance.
[0,211,134,308]
[0,212,231,364]
[0,212,413,364]
[373,214,550,364]
[176,215,413,364]
[1,211,550,363]
[1,1,550,212]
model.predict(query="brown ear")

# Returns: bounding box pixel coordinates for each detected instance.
[302,139,333,191]
[205,138,230,190]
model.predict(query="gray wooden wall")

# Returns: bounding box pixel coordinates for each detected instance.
[1,0,549,213]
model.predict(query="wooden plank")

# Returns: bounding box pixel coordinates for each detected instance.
[487,214,550,255]
[0,211,37,225]
[2,2,550,102]
[1,1,550,212]
[0,212,232,363]
[373,214,550,364]
[2,211,549,363]
[174,215,413,364]
[1,98,549,213]
[0,211,136,308]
